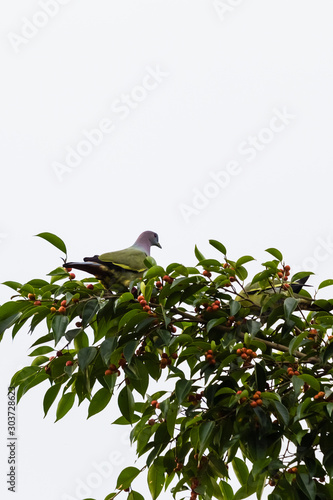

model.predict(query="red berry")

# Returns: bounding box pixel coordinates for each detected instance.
[202,270,212,278]
[137,295,145,301]
[61,300,67,307]
[151,400,158,407]
[75,321,82,328]
[58,306,66,314]
[66,267,72,272]
[69,273,75,280]
[105,369,112,376]
[66,360,73,366]
[284,265,291,271]
[171,352,178,359]
[86,284,94,290]
[34,300,42,306]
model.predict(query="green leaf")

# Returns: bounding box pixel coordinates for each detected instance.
[265,248,283,261]
[198,421,215,457]
[147,460,165,499]
[319,279,333,290]
[175,379,192,403]
[194,245,205,261]
[2,281,22,291]
[284,297,298,320]
[232,457,249,486]
[220,480,234,500]
[128,491,145,500]
[52,315,69,345]
[78,347,97,371]
[209,239,227,255]
[207,317,226,333]
[36,232,67,255]
[144,265,165,280]
[230,299,241,316]
[55,392,75,421]
[100,337,118,365]
[118,386,135,423]
[236,255,255,267]
[88,388,112,418]
[289,330,309,355]
[82,299,99,327]
[11,366,40,386]
[166,402,178,437]
[123,340,139,364]
[298,374,320,392]
[29,346,54,356]
[43,384,62,417]
[272,400,289,426]
[116,466,140,490]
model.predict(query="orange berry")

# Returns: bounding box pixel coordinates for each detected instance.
[28,293,36,301]
[207,349,213,354]
[206,354,214,360]
[241,353,248,360]
[61,300,67,307]
[212,304,219,311]
[251,352,257,358]
[283,283,290,289]
[58,306,66,314]
[34,300,42,306]
[104,369,112,376]
[236,349,242,355]
[209,358,216,365]
[214,300,220,306]
[284,265,291,271]
[143,305,151,312]
[256,399,263,406]
[50,307,57,313]
[69,273,75,280]
[66,267,72,272]
[137,295,145,301]
[202,270,212,278]
[277,272,283,278]
[151,400,158,407]
[250,401,257,408]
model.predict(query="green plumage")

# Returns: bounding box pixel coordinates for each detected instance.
[64,231,161,289]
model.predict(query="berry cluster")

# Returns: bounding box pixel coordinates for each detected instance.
[163,275,174,285]
[189,477,199,500]
[314,391,326,400]
[286,364,300,377]
[287,466,298,474]
[205,349,216,365]
[105,353,126,376]
[137,295,152,313]
[156,280,163,290]
[203,300,220,313]
[160,352,172,369]
[187,392,203,405]
[277,264,291,290]
[202,270,212,278]
[236,347,258,363]
[249,390,263,408]
[151,399,160,409]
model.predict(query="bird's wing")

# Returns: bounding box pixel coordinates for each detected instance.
[97,247,147,272]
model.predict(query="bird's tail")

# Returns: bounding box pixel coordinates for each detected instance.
[291,275,310,294]
[64,261,106,278]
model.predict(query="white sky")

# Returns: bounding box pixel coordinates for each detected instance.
[1,1,333,499]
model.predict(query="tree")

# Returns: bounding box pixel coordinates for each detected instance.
[1,233,333,500]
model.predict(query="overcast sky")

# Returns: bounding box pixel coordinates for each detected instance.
[1,1,333,499]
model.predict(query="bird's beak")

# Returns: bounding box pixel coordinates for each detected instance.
[155,242,162,249]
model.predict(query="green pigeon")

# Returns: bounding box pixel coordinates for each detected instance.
[64,231,161,289]
[236,276,311,310]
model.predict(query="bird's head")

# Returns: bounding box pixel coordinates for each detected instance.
[134,231,162,254]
